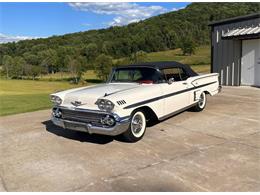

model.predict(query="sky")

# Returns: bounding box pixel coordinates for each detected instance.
[0,2,190,43]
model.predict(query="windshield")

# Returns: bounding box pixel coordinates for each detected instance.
[110,67,162,84]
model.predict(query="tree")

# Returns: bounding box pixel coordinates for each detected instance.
[24,64,42,80]
[11,56,26,78]
[31,65,43,80]
[67,56,86,83]
[38,49,58,74]
[167,31,180,49]
[23,64,33,78]
[2,55,13,79]
[95,54,113,81]
[23,52,39,66]
[130,50,148,63]
[102,41,114,55]
[180,37,196,56]
[83,43,98,63]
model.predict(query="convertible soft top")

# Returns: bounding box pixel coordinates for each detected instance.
[117,61,198,77]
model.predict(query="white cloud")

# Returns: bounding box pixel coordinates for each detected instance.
[171,6,185,12]
[0,33,37,44]
[69,2,168,26]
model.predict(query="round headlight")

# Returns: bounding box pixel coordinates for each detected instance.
[96,99,115,112]
[50,95,62,105]
[104,100,114,111]
[98,99,106,110]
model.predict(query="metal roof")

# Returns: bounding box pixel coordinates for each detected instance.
[222,25,260,38]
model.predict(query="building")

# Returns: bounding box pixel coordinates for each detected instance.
[209,13,260,86]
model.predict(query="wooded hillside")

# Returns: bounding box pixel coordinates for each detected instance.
[0,2,259,81]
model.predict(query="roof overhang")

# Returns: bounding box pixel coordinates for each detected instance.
[208,13,260,26]
[222,26,260,40]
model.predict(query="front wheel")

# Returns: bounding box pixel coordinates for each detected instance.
[192,91,207,112]
[122,110,147,142]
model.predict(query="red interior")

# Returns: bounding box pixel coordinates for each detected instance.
[138,80,154,84]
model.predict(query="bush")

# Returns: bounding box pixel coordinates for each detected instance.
[95,54,113,81]
[180,37,196,56]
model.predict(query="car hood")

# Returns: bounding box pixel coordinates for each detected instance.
[61,83,140,108]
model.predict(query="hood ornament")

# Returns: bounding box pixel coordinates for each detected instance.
[71,101,82,107]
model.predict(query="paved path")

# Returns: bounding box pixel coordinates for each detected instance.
[0,86,259,191]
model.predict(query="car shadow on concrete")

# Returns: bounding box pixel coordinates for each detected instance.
[148,109,195,126]
[42,120,126,144]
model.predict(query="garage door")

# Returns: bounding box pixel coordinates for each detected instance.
[241,39,260,86]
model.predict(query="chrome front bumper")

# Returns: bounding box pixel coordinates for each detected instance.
[51,115,130,136]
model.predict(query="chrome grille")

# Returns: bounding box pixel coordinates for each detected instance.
[60,108,109,127]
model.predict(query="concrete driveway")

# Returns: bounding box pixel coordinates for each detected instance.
[0,86,259,191]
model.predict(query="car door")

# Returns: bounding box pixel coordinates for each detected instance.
[160,67,192,116]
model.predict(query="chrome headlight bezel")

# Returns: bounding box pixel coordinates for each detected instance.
[50,95,62,106]
[95,99,115,112]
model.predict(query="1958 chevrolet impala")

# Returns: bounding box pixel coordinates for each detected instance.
[50,61,221,142]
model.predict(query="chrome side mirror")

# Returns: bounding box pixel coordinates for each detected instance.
[168,78,175,84]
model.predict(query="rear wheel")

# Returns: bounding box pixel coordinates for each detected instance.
[192,92,207,112]
[122,110,146,142]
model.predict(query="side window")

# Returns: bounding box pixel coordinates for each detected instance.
[132,70,142,81]
[163,68,189,81]
[179,68,189,80]
[163,68,182,81]
[113,70,131,81]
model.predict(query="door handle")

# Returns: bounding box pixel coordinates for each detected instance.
[182,82,188,85]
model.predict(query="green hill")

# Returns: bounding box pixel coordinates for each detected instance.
[0,2,259,79]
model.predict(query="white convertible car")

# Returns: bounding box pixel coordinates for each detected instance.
[50,61,221,142]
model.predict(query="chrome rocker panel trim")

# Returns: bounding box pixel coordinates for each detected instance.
[51,115,130,136]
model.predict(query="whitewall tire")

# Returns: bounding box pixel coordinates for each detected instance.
[122,110,147,142]
[193,92,207,112]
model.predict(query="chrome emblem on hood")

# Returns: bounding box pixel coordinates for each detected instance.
[71,101,82,107]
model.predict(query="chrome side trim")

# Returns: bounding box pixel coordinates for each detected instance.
[124,81,217,109]
[191,73,219,84]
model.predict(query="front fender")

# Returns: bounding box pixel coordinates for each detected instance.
[109,84,164,119]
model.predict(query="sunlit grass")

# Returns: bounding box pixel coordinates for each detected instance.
[39,70,98,81]
[0,80,86,116]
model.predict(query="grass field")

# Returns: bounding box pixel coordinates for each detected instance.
[40,70,99,82]
[0,80,85,116]
[0,46,210,116]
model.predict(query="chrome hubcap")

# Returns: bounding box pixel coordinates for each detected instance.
[132,115,143,134]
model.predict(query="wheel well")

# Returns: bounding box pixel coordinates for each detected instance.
[132,106,158,122]
[204,90,211,96]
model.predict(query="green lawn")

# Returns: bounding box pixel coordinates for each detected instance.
[0,80,85,116]
[39,70,99,82]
